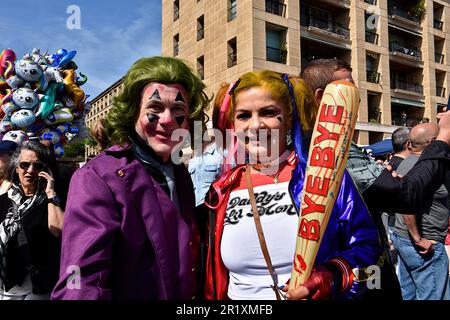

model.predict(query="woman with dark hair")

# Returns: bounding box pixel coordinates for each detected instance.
[0,140,63,299]
[52,56,209,300]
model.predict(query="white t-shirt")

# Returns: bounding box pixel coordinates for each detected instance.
[220,180,298,300]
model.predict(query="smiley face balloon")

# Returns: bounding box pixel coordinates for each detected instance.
[11,109,36,128]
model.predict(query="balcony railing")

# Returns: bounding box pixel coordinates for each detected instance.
[364,0,377,4]
[392,116,425,127]
[435,52,444,64]
[301,16,350,38]
[266,46,287,64]
[174,8,179,21]
[265,0,286,17]
[365,30,378,44]
[367,71,380,84]
[434,19,443,30]
[391,80,423,94]
[436,86,446,97]
[388,6,421,24]
[389,42,422,60]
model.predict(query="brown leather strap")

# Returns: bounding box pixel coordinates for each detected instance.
[244,166,282,300]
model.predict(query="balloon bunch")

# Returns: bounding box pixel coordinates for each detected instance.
[0,48,89,158]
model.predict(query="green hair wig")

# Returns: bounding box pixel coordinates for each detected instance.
[104,56,209,146]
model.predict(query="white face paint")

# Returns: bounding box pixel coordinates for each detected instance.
[134,82,189,162]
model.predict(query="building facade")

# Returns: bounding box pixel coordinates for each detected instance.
[161,0,450,144]
[85,78,124,158]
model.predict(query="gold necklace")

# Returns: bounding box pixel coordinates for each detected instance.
[249,150,290,184]
[251,164,283,184]
[269,170,282,184]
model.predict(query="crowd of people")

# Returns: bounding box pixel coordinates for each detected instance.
[0,56,449,300]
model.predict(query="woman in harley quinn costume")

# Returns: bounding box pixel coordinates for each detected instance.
[204,70,382,300]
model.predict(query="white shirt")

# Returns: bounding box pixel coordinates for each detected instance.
[220,181,298,300]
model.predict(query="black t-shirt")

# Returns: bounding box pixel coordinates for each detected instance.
[388,155,404,171]
[0,193,61,294]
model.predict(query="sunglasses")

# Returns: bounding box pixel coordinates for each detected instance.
[18,161,46,172]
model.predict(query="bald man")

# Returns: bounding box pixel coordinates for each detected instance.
[409,123,439,152]
[392,123,449,300]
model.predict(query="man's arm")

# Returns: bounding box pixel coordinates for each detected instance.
[363,110,450,213]
[364,140,449,213]
[402,214,434,254]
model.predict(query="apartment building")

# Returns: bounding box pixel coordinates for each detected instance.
[161,0,450,144]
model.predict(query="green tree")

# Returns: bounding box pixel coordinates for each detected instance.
[63,140,91,158]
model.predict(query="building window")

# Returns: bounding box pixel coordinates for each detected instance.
[436,70,446,97]
[367,92,381,123]
[301,5,350,38]
[197,56,204,80]
[265,0,286,17]
[173,0,180,21]
[366,53,380,84]
[227,37,237,68]
[435,38,445,64]
[197,15,204,41]
[435,51,445,64]
[266,25,287,64]
[434,3,444,30]
[365,12,378,44]
[228,0,237,22]
[173,34,179,56]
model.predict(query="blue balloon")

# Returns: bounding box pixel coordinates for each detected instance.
[58,50,77,68]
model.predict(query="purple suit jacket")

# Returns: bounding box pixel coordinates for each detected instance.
[51,146,200,300]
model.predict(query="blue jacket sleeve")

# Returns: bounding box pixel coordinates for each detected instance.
[329,171,382,299]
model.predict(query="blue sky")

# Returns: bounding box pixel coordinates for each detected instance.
[0,0,162,99]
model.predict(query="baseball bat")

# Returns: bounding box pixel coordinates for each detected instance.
[289,80,360,289]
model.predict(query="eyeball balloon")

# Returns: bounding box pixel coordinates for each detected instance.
[11,109,36,128]
[14,58,43,83]
[3,130,28,145]
[12,87,40,110]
